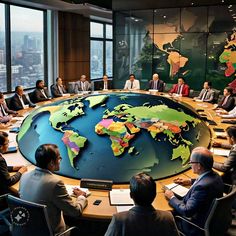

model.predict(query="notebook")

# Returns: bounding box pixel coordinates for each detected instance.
[65,185,91,197]
[109,189,134,206]
[164,183,189,198]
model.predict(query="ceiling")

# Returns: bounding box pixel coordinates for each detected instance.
[2,0,236,21]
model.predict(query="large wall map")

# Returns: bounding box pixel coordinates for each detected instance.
[18,93,211,183]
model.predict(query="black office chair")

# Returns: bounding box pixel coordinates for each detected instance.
[6,195,76,236]
[176,186,236,236]
[0,194,10,235]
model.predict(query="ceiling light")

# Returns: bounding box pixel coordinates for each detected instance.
[228,5,232,8]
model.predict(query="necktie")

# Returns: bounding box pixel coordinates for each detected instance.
[222,96,228,106]
[154,81,157,90]
[58,85,64,95]
[1,104,7,116]
[104,82,107,90]
[202,90,208,101]
[131,81,133,89]
[177,85,182,94]
[41,89,47,98]
[19,96,26,108]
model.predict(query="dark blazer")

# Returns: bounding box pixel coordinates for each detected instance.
[51,84,67,98]
[169,171,223,235]
[0,103,17,123]
[218,95,235,112]
[169,84,190,97]
[105,205,179,236]
[148,79,164,92]
[31,88,50,103]
[96,80,112,90]
[10,94,35,111]
[213,145,236,184]
[0,154,21,195]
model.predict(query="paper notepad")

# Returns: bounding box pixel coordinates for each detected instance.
[109,189,134,206]
[65,185,91,197]
[210,148,230,157]
[165,183,189,198]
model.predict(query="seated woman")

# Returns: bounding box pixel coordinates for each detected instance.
[0,131,27,195]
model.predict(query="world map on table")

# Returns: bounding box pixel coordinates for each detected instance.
[17,93,211,183]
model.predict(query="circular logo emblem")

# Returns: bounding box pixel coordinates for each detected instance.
[10,207,30,226]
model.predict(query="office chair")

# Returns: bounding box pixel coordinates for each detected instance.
[0,194,10,235]
[176,186,236,236]
[6,195,77,236]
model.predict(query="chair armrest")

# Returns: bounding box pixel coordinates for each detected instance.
[56,226,77,236]
[175,215,205,232]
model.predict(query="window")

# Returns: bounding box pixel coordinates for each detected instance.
[90,21,113,80]
[0,4,6,92]
[0,3,46,93]
[10,6,45,91]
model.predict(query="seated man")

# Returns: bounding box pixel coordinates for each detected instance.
[0,93,17,123]
[216,106,236,118]
[148,73,164,91]
[216,87,235,112]
[74,75,91,93]
[51,77,68,97]
[31,80,51,103]
[105,173,179,236]
[19,144,87,235]
[99,75,112,90]
[10,86,36,111]
[169,77,189,97]
[124,74,140,90]
[194,81,215,102]
[165,147,224,236]
[213,126,236,185]
[0,131,27,195]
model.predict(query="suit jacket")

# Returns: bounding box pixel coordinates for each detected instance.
[218,95,235,112]
[148,79,164,92]
[74,81,91,93]
[31,88,50,103]
[0,102,17,123]
[169,84,190,97]
[96,80,113,90]
[105,205,179,236]
[124,79,140,90]
[10,94,35,111]
[19,168,87,234]
[213,145,236,184]
[169,171,223,235]
[0,154,21,195]
[51,84,67,98]
[196,88,215,102]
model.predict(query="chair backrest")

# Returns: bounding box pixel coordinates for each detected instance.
[27,91,35,103]
[205,187,236,236]
[212,89,221,104]
[7,195,53,236]
[67,82,76,93]
[163,83,173,92]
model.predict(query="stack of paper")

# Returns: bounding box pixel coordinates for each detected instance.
[210,148,230,157]
[109,189,134,206]
[165,183,189,198]
[65,185,91,197]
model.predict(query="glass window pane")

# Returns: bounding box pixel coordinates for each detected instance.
[90,22,104,38]
[106,24,113,39]
[90,40,103,79]
[10,6,44,90]
[0,4,6,92]
[106,41,113,76]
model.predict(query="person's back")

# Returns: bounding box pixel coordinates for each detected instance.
[105,173,179,236]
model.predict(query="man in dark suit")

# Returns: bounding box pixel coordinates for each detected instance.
[165,147,224,236]
[0,93,17,123]
[169,77,190,97]
[105,173,179,236]
[10,86,36,111]
[148,73,164,91]
[97,75,112,90]
[217,87,235,112]
[31,80,51,103]
[51,77,68,97]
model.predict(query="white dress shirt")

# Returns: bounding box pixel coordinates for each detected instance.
[124,79,140,90]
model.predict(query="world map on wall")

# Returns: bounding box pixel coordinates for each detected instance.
[17,93,211,183]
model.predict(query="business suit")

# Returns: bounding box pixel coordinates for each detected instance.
[105,205,179,236]
[196,88,215,102]
[169,171,223,235]
[51,84,67,98]
[218,95,235,112]
[124,79,140,90]
[169,84,189,97]
[0,102,17,123]
[148,79,164,92]
[0,154,21,195]
[74,81,91,93]
[19,168,87,234]
[214,144,236,184]
[10,94,35,111]
[31,88,50,103]
[96,80,112,90]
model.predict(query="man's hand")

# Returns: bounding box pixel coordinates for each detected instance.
[73,188,86,197]
[18,166,28,174]
[164,189,174,200]
[173,178,191,186]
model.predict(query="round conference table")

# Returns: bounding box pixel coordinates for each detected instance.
[4,90,228,220]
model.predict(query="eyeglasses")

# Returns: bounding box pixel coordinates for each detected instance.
[188,161,199,165]
[57,156,62,161]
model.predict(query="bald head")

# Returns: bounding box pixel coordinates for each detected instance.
[190,147,213,171]
[152,73,159,81]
